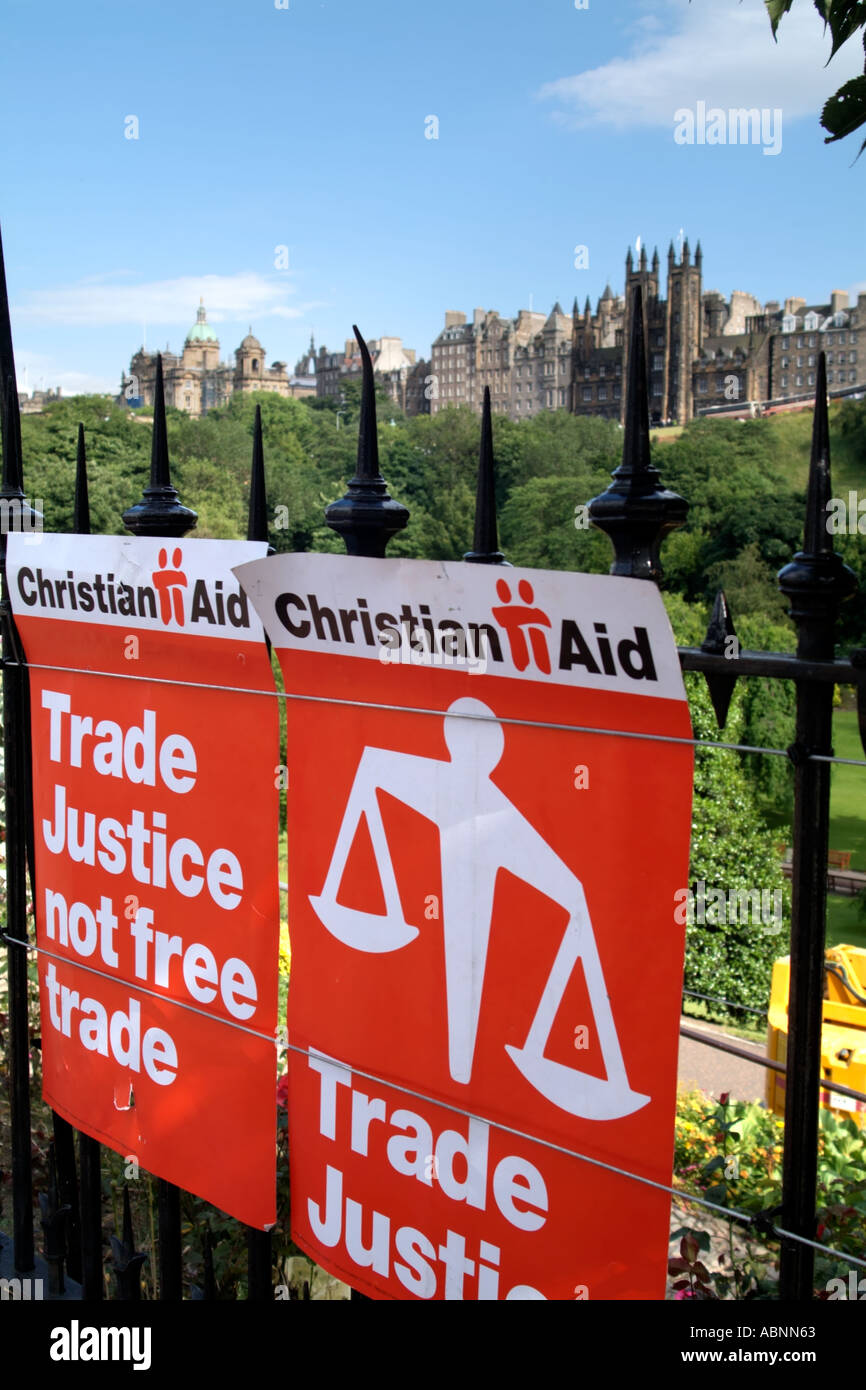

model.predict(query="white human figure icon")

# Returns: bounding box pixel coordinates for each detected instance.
[309,697,649,1121]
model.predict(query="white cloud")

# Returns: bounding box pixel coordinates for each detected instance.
[12,271,306,327]
[16,352,118,397]
[538,0,864,129]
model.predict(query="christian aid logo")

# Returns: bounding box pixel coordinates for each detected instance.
[491,578,551,675]
[310,696,648,1122]
[153,547,188,626]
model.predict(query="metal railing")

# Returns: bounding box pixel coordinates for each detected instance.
[1,220,864,1300]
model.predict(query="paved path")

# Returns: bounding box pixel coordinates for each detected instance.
[677,1018,769,1104]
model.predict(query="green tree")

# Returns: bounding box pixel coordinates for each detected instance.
[665,594,791,1014]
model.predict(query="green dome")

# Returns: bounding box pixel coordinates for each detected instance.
[186,300,218,344]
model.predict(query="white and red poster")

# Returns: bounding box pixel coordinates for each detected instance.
[237,552,694,1298]
[8,533,280,1229]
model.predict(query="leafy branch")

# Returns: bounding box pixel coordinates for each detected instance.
[766,0,866,157]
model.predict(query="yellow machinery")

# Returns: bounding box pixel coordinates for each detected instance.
[767,945,866,1129]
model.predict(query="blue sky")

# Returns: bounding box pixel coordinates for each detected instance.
[1,0,863,395]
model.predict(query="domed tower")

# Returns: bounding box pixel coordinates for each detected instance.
[183,299,220,371]
[235,327,265,392]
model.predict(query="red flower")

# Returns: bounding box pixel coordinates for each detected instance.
[276,1073,289,1109]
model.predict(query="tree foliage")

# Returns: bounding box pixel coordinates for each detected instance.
[766,0,866,158]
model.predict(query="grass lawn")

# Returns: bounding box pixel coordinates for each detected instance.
[829,707,866,872]
[826,893,866,950]
[768,404,866,496]
[826,705,866,949]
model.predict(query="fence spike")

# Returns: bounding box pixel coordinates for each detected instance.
[325,324,409,557]
[51,1113,82,1285]
[247,403,269,543]
[0,219,24,498]
[111,1184,146,1301]
[778,353,857,627]
[39,1142,71,1296]
[776,349,859,1301]
[586,285,688,581]
[74,423,91,534]
[121,354,197,537]
[700,590,739,728]
[465,386,509,565]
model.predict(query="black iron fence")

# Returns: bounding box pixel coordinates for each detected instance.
[1,222,865,1301]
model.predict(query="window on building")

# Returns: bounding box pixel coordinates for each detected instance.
[652,356,663,371]
[598,386,607,401]
[796,356,803,368]
[653,383,662,396]
[599,365,606,378]
[583,386,592,401]
[698,378,707,393]
[851,371,858,382]
[561,361,567,375]
[808,373,815,386]
[584,367,591,379]
[796,337,804,348]
[559,388,566,405]
[614,384,621,399]
[781,337,789,348]
[796,375,802,386]
[547,390,553,407]
[781,357,788,368]
[827,353,833,365]
[615,363,622,377]
[252,360,259,371]
[851,351,858,363]
[781,375,788,388]
[808,335,816,347]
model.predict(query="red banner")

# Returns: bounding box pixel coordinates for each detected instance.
[8,534,280,1228]
[239,553,693,1297]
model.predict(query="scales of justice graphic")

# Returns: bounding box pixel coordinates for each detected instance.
[309,697,649,1123]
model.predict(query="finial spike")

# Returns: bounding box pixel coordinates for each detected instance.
[623,284,652,476]
[804,353,831,556]
[324,324,409,556]
[121,352,197,536]
[353,323,379,481]
[74,423,91,534]
[700,590,739,728]
[0,220,24,496]
[247,404,269,543]
[150,355,170,489]
[465,387,508,565]
[586,285,688,581]
[778,351,857,628]
[2,374,23,495]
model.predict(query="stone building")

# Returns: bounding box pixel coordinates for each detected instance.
[314,334,430,416]
[429,240,864,426]
[122,303,316,416]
